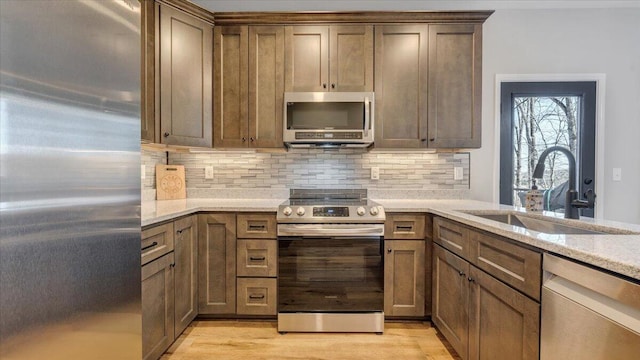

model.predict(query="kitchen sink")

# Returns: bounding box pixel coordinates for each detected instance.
[462,211,637,235]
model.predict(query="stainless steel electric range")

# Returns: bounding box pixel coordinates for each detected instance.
[276,189,386,333]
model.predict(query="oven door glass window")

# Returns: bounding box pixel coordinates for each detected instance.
[278,236,383,312]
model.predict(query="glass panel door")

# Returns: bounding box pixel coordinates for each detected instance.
[500,82,596,217]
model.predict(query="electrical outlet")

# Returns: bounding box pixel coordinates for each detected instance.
[613,167,622,182]
[141,165,146,180]
[371,167,380,180]
[454,167,464,181]
[205,166,214,179]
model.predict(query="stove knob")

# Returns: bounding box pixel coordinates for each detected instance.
[369,206,380,216]
[282,207,293,216]
[356,207,366,216]
[296,207,306,216]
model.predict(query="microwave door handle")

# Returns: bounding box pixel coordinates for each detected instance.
[364,97,370,137]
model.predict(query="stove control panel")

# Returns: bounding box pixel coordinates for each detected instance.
[278,203,385,223]
[313,206,349,217]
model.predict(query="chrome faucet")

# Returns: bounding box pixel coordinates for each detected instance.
[532,146,595,219]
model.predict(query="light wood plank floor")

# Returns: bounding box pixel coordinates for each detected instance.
[161,320,461,360]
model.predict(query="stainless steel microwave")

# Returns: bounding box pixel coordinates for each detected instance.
[283,92,374,148]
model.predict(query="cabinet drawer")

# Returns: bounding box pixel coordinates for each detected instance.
[237,213,277,239]
[142,222,175,265]
[237,239,277,277]
[433,217,471,260]
[236,278,277,315]
[470,230,542,301]
[384,213,426,239]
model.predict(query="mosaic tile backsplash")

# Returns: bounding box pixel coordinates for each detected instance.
[141,149,470,191]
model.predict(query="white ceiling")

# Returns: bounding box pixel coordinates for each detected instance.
[191,0,640,12]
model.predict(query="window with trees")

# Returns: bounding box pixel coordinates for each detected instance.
[500,82,596,218]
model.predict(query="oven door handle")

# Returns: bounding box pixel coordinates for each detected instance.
[277,224,384,237]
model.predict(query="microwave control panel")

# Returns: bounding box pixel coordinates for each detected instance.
[295,131,363,140]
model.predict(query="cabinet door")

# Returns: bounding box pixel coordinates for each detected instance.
[374,25,429,148]
[427,24,482,148]
[433,217,472,260]
[285,26,329,92]
[432,244,470,360]
[237,239,277,277]
[141,0,157,142]
[142,253,174,360]
[237,213,277,239]
[198,213,237,314]
[236,278,277,316]
[159,4,212,147]
[468,266,540,360]
[384,240,425,317]
[174,215,197,336]
[214,26,249,147]
[384,213,426,240]
[249,26,285,148]
[141,222,174,266]
[471,230,542,301]
[329,25,373,92]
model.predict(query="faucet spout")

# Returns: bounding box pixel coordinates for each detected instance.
[532,146,591,219]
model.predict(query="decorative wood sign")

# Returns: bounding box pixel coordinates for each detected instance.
[156,164,186,200]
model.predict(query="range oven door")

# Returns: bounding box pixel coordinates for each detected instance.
[277,224,384,313]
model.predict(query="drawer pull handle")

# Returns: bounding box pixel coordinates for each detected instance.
[248,225,266,231]
[249,256,266,261]
[395,225,413,231]
[249,294,265,300]
[141,241,158,251]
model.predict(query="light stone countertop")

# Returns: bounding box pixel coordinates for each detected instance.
[142,198,640,281]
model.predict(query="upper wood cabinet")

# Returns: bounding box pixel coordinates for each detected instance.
[214,25,284,148]
[374,24,482,149]
[214,26,248,147]
[374,25,429,148]
[427,24,482,148]
[284,25,373,92]
[158,3,213,147]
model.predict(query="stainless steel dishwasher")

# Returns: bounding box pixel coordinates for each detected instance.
[541,253,640,359]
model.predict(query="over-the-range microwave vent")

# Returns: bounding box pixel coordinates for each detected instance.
[283,92,374,148]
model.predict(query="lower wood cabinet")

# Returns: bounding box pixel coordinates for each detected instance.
[142,253,175,360]
[384,239,425,317]
[173,215,198,335]
[236,277,277,315]
[198,213,237,315]
[236,213,278,316]
[432,243,540,360]
[142,215,198,360]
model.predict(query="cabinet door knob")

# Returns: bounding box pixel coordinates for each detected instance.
[322,83,327,89]
[250,137,255,142]
[164,132,170,137]
[458,270,466,277]
[429,138,435,142]
[331,83,335,89]
[176,229,183,234]
[468,277,475,283]
[242,137,246,142]
[387,248,392,253]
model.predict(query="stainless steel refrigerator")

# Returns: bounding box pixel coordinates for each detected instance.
[0,1,141,358]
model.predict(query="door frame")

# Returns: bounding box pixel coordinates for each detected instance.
[493,74,606,219]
